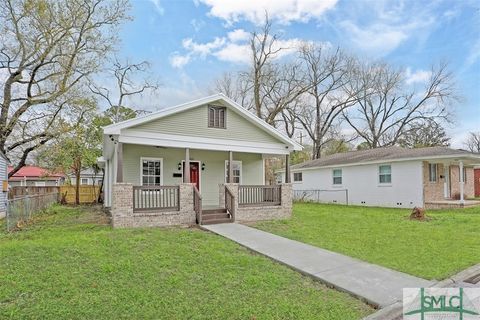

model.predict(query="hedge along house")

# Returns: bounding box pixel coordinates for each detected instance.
[99,94,301,227]
[278,146,480,210]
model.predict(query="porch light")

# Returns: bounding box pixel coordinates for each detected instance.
[202,163,206,171]
[178,162,182,170]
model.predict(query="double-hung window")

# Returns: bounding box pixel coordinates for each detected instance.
[81,178,88,185]
[225,160,242,183]
[332,169,342,185]
[208,106,226,129]
[379,165,392,184]
[141,158,162,186]
[428,163,438,182]
[293,172,302,182]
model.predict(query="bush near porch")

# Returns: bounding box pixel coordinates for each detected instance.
[0,205,373,320]
[254,203,480,280]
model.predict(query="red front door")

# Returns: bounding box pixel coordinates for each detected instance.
[474,169,480,197]
[184,162,200,191]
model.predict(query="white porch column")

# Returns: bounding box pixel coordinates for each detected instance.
[116,142,123,183]
[285,154,291,183]
[459,160,464,204]
[184,148,190,183]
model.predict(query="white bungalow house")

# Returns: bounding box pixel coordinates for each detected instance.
[99,94,301,227]
[68,168,103,186]
[278,146,480,209]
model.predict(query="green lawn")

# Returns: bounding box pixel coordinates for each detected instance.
[254,203,480,280]
[0,205,373,320]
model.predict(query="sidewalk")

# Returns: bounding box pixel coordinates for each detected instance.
[202,223,432,308]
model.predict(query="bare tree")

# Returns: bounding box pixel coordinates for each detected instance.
[214,16,307,130]
[262,61,309,127]
[295,44,359,159]
[343,62,456,148]
[464,132,480,153]
[89,57,159,123]
[0,0,130,177]
[249,14,284,119]
[212,71,253,111]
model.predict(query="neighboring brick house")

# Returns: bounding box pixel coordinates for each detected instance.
[99,94,300,228]
[475,168,480,198]
[279,146,480,209]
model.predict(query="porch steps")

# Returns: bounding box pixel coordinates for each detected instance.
[201,208,233,225]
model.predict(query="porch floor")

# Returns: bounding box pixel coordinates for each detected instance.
[425,199,480,209]
[202,205,225,210]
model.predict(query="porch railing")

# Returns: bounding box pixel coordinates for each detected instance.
[238,185,281,206]
[193,186,202,224]
[133,185,180,212]
[225,185,235,221]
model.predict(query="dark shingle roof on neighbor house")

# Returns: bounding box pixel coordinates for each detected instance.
[292,146,480,170]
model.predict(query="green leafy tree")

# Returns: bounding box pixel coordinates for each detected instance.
[322,139,352,156]
[398,120,450,148]
[356,142,370,150]
[39,100,101,204]
[290,149,312,165]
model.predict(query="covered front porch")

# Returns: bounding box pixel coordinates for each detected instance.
[105,142,294,228]
[423,157,480,209]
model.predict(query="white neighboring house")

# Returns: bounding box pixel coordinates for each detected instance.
[68,168,103,186]
[278,146,480,209]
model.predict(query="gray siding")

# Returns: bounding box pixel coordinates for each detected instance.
[130,102,283,144]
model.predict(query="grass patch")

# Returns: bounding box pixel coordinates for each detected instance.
[0,205,373,319]
[254,203,480,280]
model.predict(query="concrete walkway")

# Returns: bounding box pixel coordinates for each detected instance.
[202,223,432,308]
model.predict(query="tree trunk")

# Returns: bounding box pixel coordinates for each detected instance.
[98,168,105,203]
[75,159,81,205]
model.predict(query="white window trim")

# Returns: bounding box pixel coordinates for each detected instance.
[80,178,89,185]
[332,169,343,187]
[378,164,392,186]
[293,172,303,183]
[224,160,242,184]
[140,157,164,186]
[428,163,438,183]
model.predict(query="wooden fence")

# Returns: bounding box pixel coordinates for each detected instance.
[59,185,101,204]
[9,185,101,204]
[9,186,60,200]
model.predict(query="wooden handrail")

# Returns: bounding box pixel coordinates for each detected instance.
[193,186,202,224]
[238,185,281,206]
[225,185,235,221]
[132,185,180,212]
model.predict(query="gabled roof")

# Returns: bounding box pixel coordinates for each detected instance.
[8,165,65,180]
[291,146,480,170]
[103,93,302,151]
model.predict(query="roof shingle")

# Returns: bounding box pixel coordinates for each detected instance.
[292,146,480,170]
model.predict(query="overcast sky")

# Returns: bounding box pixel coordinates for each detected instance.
[117,0,480,147]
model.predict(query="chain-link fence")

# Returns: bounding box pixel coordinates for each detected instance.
[6,193,58,231]
[293,189,349,205]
